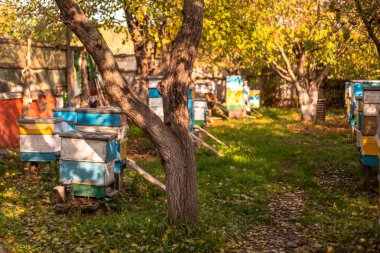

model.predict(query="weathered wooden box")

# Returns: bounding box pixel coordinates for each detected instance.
[60,131,117,163]
[76,107,127,127]
[52,108,77,122]
[19,118,65,135]
[59,160,114,186]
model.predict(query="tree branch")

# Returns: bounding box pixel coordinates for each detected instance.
[355,0,380,57]
[275,42,298,82]
[269,62,293,82]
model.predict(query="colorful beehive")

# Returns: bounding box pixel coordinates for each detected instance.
[75,107,128,174]
[249,90,261,109]
[226,76,245,118]
[19,118,68,162]
[52,107,77,131]
[194,98,207,127]
[355,96,363,130]
[59,131,118,198]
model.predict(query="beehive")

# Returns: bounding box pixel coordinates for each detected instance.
[59,131,118,198]
[75,107,128,175]
[148,76,164,121]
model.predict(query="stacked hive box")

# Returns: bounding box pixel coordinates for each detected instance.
[75,107,128,190]
[148,76,164,121]
[356,87,380,167]
[59,131,118,198]
[52,108,77,131]
[349,80,380,128]
[148,76,195,131]
[194,98,207,128]
[19,118,67,162]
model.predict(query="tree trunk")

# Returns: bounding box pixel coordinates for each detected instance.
[55,0,203,224]
[299,86,318,122]
[131,43,150,103]
[65,28,75,105]
[80,49,90,102]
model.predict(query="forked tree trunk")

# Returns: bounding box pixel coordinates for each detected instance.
[55,0,203,224]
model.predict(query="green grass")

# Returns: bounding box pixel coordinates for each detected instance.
[1,108,379,252]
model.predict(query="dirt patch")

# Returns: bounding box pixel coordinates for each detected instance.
[316,169,358,191]
[228,189,319,252]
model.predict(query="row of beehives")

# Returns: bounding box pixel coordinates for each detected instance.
[147,76,208,130]
[345,80,380,187]
[19,106,128,199]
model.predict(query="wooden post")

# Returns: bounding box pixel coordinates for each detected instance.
[22,36,33,117]
[128,160,166,191]
[66,28,75,105]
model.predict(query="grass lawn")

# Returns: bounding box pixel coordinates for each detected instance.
[0,108,379,252]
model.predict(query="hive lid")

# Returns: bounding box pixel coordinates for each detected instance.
[75,107,122,114]
[363,86,380,91]
[352,80,380,83]
[60,131,118,141]
[18,117,64,124]
[52,107,77,112]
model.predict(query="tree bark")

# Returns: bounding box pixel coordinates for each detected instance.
[298,84,318,122]
[55,0,203,224]
[65,28,75,105]
[80,48,90,102]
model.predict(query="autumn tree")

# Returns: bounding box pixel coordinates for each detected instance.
[53,0,203,224]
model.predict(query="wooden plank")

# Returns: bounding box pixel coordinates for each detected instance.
[194,125,227,146]
[76,125,127,140]
[59,160,114,186]
[76,111,126,127]
[118,139,128,161]
[19,122,65,135]
[362,116,378,136]
[20,134,61,153]
[190,133,223,156]
[60,137,116,163]
[52,186,66,203]
[363,89,380,104]
[128,160,166,191]
[20,152,59,162]
[363,103,380,116]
